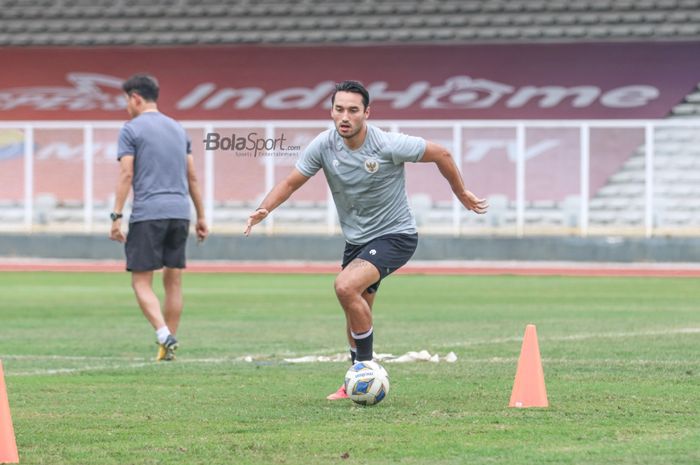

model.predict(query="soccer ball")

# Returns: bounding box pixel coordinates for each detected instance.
[344,361,390,406]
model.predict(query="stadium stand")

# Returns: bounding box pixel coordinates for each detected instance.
[588,121,700,230]
[0,0,700,46]
[0,0,699,235]
[574,81,700,231]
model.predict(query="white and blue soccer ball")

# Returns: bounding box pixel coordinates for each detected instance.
[344,361,390,406]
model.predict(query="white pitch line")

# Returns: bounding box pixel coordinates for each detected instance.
[545,327,700,341]
[8,362,154,377]
[435,357,699,365]
[3,327,700,377]
[1,354,149,362]
[438,327,700,348]
[2,356,272,377]
[7,356,698,377]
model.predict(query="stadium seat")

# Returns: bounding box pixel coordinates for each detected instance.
[2,0,700,45]
[673,103,700,116]
[410,194,433,227]
[524,1,548,12]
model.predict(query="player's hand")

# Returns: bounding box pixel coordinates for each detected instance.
[196,218,209,243]
[109,220,126,243]
[459,190,488,214]
[244,208,269,236]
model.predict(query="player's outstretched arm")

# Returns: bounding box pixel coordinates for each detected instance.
[244,168,311,236]
[419,141,488,214]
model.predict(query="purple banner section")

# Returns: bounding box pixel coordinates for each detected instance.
[1,42,698,120]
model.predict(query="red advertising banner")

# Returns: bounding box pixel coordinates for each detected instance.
[1,42,699,120]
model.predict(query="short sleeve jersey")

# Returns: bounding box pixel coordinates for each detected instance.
[296,124,426,244]
[117,112,192,223]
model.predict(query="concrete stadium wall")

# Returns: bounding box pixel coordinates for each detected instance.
[1,233,700,263]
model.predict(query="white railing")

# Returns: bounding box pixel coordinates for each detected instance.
[1,119,700,237]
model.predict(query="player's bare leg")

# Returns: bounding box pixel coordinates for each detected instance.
[131,270,178,361]
[162,267,183,335]
[345,290,376,356]
[334,259,380,361]
[335,259,379,333]
[131,271,166,329]
[329,288,377,400]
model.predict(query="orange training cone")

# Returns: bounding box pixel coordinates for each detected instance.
[0,360,19,463]
[509,324,548,408]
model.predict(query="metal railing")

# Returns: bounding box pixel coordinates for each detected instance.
[1,119,699,237]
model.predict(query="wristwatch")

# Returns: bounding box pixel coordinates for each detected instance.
[110,212,123,221]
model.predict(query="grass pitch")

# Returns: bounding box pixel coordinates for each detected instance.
[1,272,699,465]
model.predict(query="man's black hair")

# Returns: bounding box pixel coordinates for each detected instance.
[331,80,370,109]
[122,74,159,102]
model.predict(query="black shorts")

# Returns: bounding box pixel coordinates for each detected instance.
[125,219,190,272]
[341,233,418,294]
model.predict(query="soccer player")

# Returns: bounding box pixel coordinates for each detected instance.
[110,74,208,361]
[245,80,487,398]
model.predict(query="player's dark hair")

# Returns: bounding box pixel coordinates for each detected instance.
[122,74,159,102]
[331,80,370,109]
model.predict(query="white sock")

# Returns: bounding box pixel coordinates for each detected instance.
[350,326,373,340]
[156,326,171,344]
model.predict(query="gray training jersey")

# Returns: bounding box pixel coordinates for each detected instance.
[117,112,192,223]
[296,124,427,244]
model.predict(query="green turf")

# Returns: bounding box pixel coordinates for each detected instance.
[1,272,699,465]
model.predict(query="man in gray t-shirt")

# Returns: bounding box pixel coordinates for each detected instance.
[110,74,208,362]
[245,80,487,399]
